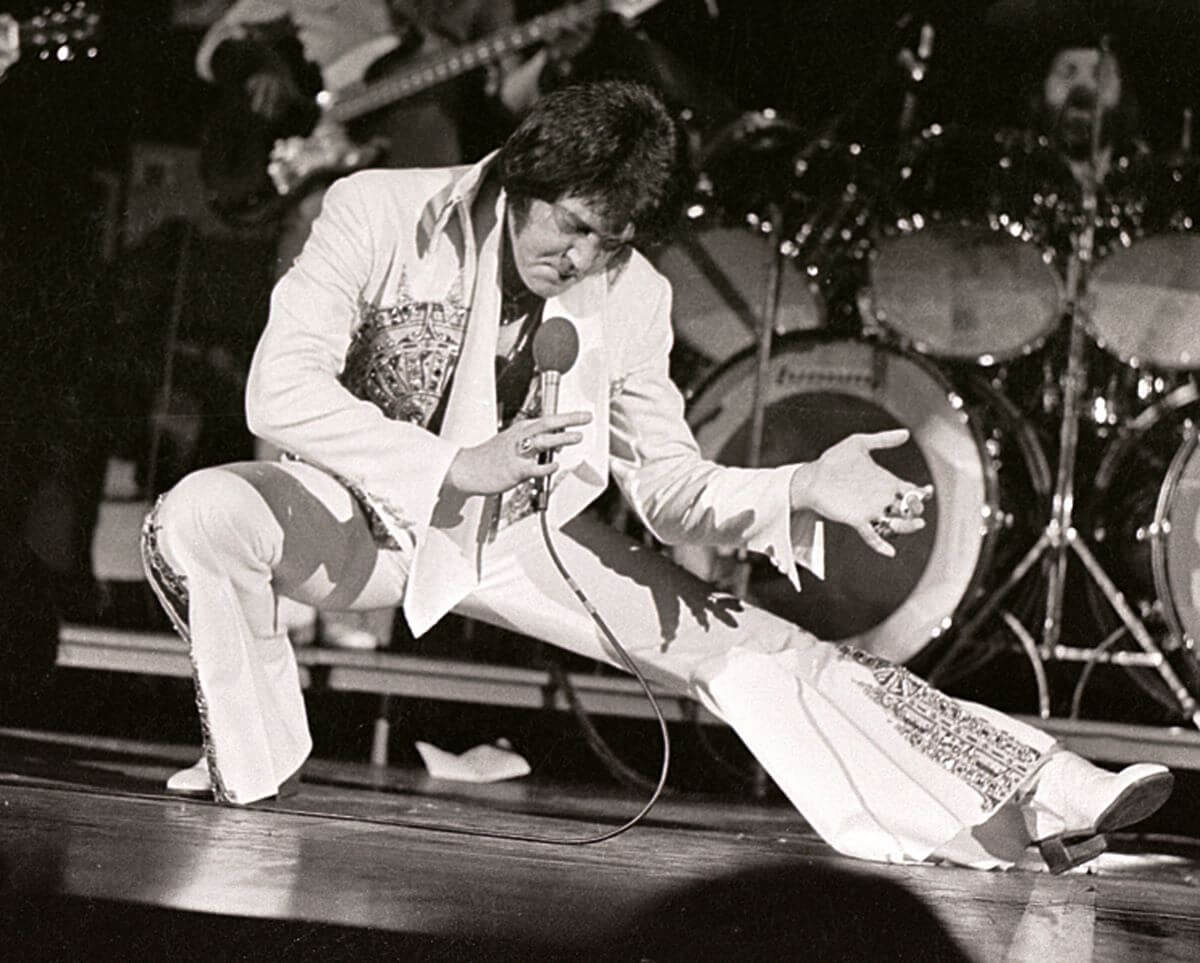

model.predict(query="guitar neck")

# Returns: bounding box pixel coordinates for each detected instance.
[327,0,605,124]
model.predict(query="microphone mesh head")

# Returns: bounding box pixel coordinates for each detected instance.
[533,316,580,374]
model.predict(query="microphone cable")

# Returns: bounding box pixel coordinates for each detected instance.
[290,514,672,846]
[72,310,672,845]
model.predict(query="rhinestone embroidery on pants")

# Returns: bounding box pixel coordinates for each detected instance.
[140,498,233,804]
[838,645,1044,810]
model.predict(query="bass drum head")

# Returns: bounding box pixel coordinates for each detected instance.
[680,334,992,663]
[650,225,823,366]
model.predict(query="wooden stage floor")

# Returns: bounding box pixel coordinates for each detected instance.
[1,729,1198,961]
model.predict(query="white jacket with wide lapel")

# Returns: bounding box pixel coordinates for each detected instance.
[248,156,823,637]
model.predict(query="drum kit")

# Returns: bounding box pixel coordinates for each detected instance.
[655,42,1200,726]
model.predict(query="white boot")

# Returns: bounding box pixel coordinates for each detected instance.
[1021,752,1173,872]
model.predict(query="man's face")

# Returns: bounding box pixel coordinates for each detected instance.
[507,196,634,299]
[1042,47,1123,154]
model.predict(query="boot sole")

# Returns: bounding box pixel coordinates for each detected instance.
[1093,770,1174,835]
[1037,769,1174,874]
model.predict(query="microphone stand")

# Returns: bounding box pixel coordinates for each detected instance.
[935,43,1200,727]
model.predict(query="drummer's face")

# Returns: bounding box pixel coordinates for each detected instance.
[507,196,635,299]
[1043,47,1122,120]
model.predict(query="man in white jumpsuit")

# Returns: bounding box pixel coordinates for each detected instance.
[143,80,1172,873]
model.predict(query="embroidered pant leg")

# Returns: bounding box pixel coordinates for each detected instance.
[143,460,410,803]
[456,513,1056,866]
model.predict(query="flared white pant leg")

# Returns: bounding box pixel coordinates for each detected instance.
[142,460,410,803]
[458,513,1056,866]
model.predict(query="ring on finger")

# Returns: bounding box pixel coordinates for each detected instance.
[870,516,897,540]
[886,489,925,520]
[517,436,535,457]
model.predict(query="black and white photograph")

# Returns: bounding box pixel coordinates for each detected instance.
[1,1,1198,959]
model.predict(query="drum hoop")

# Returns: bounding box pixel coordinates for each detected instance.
[1095,381,1200,492]
[1153,428,1200,647]
[684,331,1007,659]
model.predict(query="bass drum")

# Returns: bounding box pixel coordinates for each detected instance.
[678,333,1050,663]
[1090,381,1200,701]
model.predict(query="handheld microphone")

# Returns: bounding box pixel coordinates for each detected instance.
[531,316,580,513]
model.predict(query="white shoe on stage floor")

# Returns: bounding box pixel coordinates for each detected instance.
[165,758,302,800]
[165,758,212,797]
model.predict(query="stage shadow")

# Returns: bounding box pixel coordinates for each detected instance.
[0,735,176,797]
[593,861,972,962]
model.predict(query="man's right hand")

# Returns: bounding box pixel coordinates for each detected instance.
[245,68,300,121]
[443,411,592,496]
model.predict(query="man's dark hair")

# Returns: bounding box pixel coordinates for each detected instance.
[498,79,684,244]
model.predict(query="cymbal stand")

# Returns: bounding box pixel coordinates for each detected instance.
[942,178,1200,729]
[720,202,789,800]
[725,17,928,600]
[731,201,787,601]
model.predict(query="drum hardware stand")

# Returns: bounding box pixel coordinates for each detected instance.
[936,166,1200,730]
[731,201,787,604]
[725,186,849,601]
[723,202,787,801]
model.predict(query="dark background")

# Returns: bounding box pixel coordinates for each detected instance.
[10,1,1200,163]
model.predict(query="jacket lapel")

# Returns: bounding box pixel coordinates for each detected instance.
[403,188,503,635]
[542,275,610,526]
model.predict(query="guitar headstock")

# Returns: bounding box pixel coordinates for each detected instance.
[19,2,100,63]
[605,0,667,22]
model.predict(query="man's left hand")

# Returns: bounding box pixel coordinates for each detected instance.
[789,429,931,558]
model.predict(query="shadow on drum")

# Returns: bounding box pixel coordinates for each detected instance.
[676,333,1050,667]
[651,224,824,369]
[654,110,872,372]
